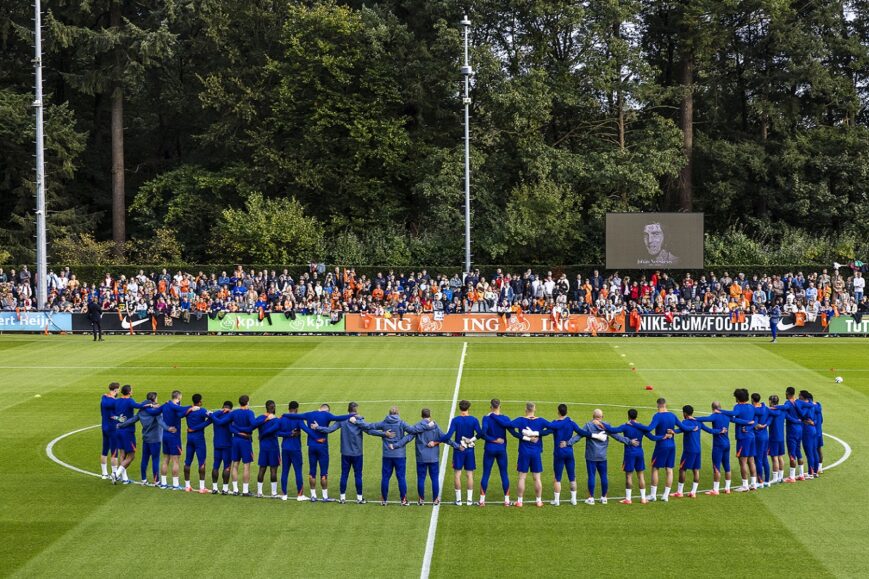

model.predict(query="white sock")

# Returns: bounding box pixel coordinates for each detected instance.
[725,479,731,490]
[257,482,263,495]
[553,491,560,504]
[310,489,317,498]
[535,496,541,503]
[569,491,575,502]
[340,493,346,501]
[819,463,823,472]
[118,467,128,481]
[677,482,684,494]
[242,483,249,494]
[790,467,796,479]
[185,480,190,489]
[199,480,205,490]
[455,490,461,503]
[691,482,698,495]
[625,489,632,502]
[799,465,805,476]
[357,494,363,501]
[322,490,329,500]
[750,476,757,488]
[713,480,720,492]
[223,483,229,492]
[161,475,167,486]
[212,482,218,491]
[172,477,179,487]
[271,482,277,495]
[662,486,670,500]
[101,463,108,476]
[232,481,239,493]
[650,485,657,498]
[516,497,523,505]
[467,489,472,503]
[112,464,118,475]
[640,488,646,500]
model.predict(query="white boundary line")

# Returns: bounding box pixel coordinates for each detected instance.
[5,365,869,372]
[822,433,851,469]
[46,424,102,478]
[420,342,467,579]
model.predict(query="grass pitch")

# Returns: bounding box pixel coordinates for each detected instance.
[1,335,867,578]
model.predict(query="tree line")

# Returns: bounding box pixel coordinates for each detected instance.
[1,0,868,268]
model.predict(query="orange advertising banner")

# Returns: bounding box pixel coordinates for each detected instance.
[344,313,624,334]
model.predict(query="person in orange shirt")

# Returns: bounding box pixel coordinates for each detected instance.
[729,281,743,300]
[371,286,384,302]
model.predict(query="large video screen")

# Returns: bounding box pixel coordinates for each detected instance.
[606,213,704,269]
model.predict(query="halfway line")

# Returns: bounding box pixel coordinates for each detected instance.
[420,341,467,579]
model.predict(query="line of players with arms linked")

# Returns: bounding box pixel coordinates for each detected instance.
[100,384,825,507]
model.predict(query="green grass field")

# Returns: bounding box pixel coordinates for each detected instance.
[1,335,867,578]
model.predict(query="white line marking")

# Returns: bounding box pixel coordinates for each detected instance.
[45,424,102,478]
[3,365,867,372]
[420,341,466,579]
[822,433,851,469]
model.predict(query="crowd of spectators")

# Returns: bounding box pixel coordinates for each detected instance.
[1,263,867,321]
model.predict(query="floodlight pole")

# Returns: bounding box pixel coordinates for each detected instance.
[34,0,48,310]
[460,15,473,274]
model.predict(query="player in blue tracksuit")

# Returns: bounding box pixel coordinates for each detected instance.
[366,407,435,505]
[283,404,353,501]
[277,401,319,501]
[696,402,733,493]
[478,399,520,506]
[209,401,234,494]
[774,386,806,481]
[112,384,152,484]
[671,406,702,498]
[256,400,282,497]
[509,403,553,507]
[766,395,786,484]
[229,395,257,495]
[389,408,459,505]
[314,402,388,504]
[717,388,758,491]
[769,303,782,342]
[751,393,772,487]
[99,382,120,479]
[160,390,192,489]
[628,398,689,502]
[117,391,172,484]
[547,404,593,505]
[183,394,212,493]
[814,399,824,473]
[797,391,820,477]
[604,409,668,504]
[440,400,485,505]
[575,409,634,505]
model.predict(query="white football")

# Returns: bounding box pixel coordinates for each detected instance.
[835,376,843,383]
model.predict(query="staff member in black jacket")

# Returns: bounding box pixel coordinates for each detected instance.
[87,298,103,341]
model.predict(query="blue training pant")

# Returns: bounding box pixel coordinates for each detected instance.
[481,446,509,494]
[755,437,770,482]
[417,461,439,500]
[586,460,608,497]
[381,457,407,501]
[340,454,364,495]
[140,442,160,482]
[281,449,304,495]
[802,428,819,473]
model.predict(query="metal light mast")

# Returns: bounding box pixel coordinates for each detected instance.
[34,0,48,310]
[460,15,473,274]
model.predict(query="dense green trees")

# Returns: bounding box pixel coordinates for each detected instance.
[2,0,868,266]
